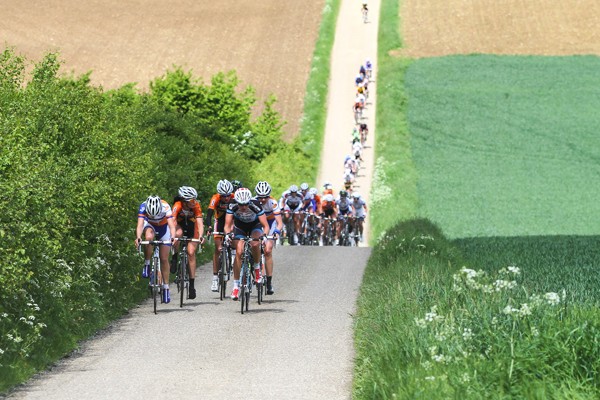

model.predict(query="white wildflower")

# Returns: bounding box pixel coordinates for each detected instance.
[415,318,427,329]
[462,328,473,341]
[28,315,35,321]
[425,376,435,381]
[503,305,517,315]
[1,313,7,318]
[507,266,520,275]
[432,354,445,363]
[0,348,4,354]
[14,336,22,343]
[461,373,471,383]
[518,303,532,316]
[531,327,539,337]
[544,292,560,306]
[422,361,432,370]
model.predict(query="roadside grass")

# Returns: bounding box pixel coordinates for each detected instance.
[368,0,417,243]
[353,220,600,398]
[253,0,341,194]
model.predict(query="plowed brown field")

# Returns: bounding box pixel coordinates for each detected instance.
[1,0,325,139]
[399,0,600,57]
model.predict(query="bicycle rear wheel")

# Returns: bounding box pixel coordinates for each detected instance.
[219,251,227,301]
[152,258,159,314]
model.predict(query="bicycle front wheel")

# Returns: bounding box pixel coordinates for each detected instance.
[152,258,159,314]
[219,252,227,301]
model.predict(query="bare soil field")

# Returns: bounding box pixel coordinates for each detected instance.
[399,0,600,57]
[1,0,325,139]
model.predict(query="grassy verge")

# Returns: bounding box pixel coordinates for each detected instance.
[253,0,341,194]
[368,0,417,243]
[354,220,600,398]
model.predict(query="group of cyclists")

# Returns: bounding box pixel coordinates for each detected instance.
[135,176,369,304]
[135,179,284,304]
[277,182,368,247]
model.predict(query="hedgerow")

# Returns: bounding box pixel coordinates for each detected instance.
[0,47,287,391]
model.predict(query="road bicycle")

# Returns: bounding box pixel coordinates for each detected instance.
[321,217,336,246]
[259,235,277,297]
[303,214,321,246]
[211,231,233,301]
[238,236,264,314]
[338,216,352,247]
[139,239,170,314]
[173,237,202,307]
[353,103,363,124]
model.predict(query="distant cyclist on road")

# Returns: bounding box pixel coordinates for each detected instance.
[351,192,368,242]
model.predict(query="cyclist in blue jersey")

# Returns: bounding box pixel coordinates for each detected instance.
[135,195,178,304]
[224,188,270,300]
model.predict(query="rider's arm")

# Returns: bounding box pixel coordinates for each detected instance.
[259,214,270,234]
[204,208,214,229]
[135,217,145,245]
[167,216,177,241]
[224,213,234,235]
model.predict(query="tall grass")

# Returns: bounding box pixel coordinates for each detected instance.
[353,220,600,398]
[368,0,417,243]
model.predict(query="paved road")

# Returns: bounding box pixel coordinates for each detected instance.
[318,0,380,244]
[8,246,370,399]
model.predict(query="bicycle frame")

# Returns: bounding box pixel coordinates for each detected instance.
[175,237,201,307]
[139,240,170,314]
[211,231,233,301]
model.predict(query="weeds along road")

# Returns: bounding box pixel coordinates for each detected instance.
[8,246,370,399]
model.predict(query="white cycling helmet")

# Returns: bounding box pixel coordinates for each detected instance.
[145,195,162,218]
[178,186,197,201]
[309,187,318,196]
[300,182,309,191]
[323,194,334,202]
[217,179,233,196]
[255,181,272,197]
[234,188,252,205]
[289,184,299,193]
[352,192,361,199]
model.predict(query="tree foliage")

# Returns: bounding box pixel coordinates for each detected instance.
[0,48,288,391]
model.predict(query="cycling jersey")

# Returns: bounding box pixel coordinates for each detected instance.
[352,198,367,218]
[138,200,173,226]
[283,192,304,210]
[172,199,203,222]
[255,196,280,221]
[228,199,265,237]
[207,193,233,219]
[336,197,352,216]
[227,199,264,225]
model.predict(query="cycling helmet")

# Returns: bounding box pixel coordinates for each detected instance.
[357,87,364,94]
[300,182,309,191]
[352,192,361,199]
[145,195,162,218]
[309,188,318,196]
[323,194,334,202]
[289,184,299,193]
[340,190,348,198]
[231,180,243,191]
[255,181,272,197]
[217,179,233,196]
[234,188,252,205]
[178,186,197,201]
[345,155,352,163]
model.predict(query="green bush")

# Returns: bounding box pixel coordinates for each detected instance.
[0,47,287,392]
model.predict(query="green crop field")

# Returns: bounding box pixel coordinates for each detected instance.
[406,55,600,239]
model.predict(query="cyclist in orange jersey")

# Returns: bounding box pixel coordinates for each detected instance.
[171,186,205,300]
[204,179,235,292]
